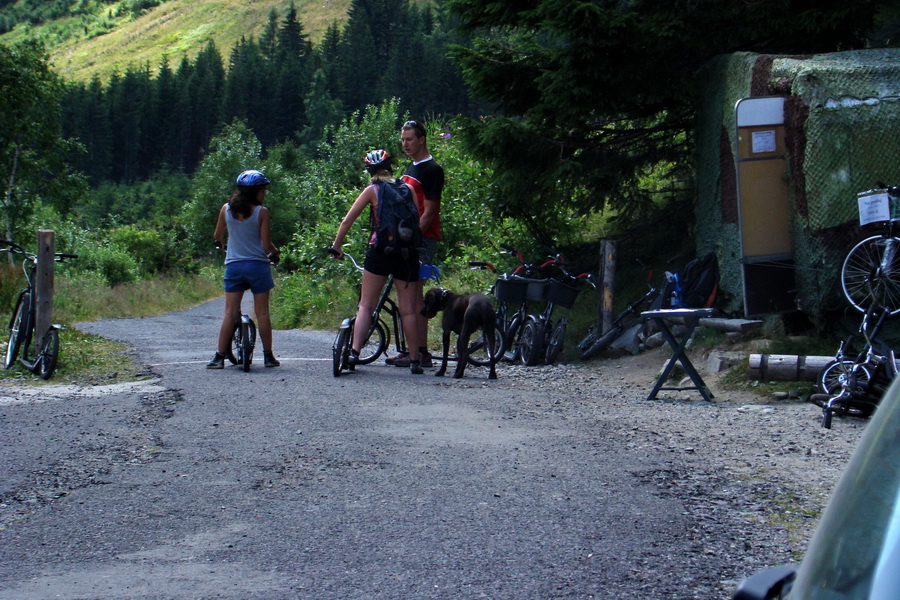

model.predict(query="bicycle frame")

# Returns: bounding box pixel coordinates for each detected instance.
[333,251,406,367]
[822,305,897,428]
[369,274,405,356]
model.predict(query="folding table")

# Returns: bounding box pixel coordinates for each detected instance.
[641,308,715,402]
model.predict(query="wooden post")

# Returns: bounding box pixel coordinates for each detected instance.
[600,239,616,333]
[35,230,55,343]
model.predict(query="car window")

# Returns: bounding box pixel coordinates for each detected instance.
[790,387,900,599]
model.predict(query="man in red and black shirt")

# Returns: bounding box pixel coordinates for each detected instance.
[387,119,445,367]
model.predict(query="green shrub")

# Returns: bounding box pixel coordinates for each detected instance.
[76,244,138,287]
[107,224,168,273]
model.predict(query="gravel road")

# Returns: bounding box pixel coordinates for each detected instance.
[0,298,867,599]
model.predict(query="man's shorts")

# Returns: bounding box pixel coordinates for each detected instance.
[224,260,275,294]
[364,246,420,282]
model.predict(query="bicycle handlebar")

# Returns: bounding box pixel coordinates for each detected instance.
[2,239,78,262]
[468,261,496,272]
[328,247,364,272]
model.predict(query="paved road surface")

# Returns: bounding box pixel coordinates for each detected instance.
[2,298,735,599]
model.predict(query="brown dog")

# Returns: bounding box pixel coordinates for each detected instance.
[421,288,498,379]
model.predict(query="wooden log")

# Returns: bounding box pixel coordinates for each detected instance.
[749,354,833,382]
[662,316,762,333]
[699,317,762,333]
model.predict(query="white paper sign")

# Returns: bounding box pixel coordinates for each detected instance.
[751,130,777,153]
[858,191,891,225]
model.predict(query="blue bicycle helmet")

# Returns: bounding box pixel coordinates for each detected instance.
[236,169,271,187]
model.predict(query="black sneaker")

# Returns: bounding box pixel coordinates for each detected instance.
[206,352,225,369]
[347,349,360,367]
[410,360,424,375]
[419,352,434,368]
[264,351,280,368]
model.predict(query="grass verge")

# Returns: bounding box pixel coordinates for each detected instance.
[1,268,221,386]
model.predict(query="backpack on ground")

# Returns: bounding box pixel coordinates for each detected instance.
[374,180,421,256]
[679,252,719,308]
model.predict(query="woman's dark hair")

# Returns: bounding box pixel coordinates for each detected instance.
[228,186,263,219]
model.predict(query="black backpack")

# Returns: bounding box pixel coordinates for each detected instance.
[679,252,719,308]
[373,180,422,256]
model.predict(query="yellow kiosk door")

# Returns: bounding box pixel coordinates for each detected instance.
[735,96,796,316]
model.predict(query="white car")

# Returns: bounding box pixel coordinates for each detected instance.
[734,376,900,599]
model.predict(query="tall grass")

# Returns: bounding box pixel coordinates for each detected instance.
[53,267,221,323]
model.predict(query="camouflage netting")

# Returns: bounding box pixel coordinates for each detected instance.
[695,49,900,326]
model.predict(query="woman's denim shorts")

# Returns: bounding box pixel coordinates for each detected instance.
[224,260,275,294]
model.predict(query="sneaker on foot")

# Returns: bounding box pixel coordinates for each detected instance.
[347,350,359,367]
[386,351,408,366]
[392,354,412,368]
[207,352,225,369]
[409,360,424,375]
[264,351,280,368]
[419,352,434,368]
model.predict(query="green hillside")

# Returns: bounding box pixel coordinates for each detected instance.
[0,0,353,82]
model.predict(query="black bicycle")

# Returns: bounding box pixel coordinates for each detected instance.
[579,265,668,361]
[330,249,406,376]
[518,258,593,366]
[2,239,78,379]
[228,313,256,372]
[812,303,896,428]
[467,246,552,366]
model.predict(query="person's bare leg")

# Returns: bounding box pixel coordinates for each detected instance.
[414,279,428,356]
[217,291,245,353]
[353,271,388,353]
[397,280,421,372]
[253,290,273,352]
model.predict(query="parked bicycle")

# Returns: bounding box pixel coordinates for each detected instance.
[518,257,594,365]
[813,303,897,428]
[2,239,78,379]
[840,185,900,317]
[579,263,672,361]
[809,186,900,426]
[329,249,406,376]
[467,245,554,366]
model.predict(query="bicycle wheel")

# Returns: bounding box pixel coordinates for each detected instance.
[241,319,256,372]
[231,321,244,367]
[544,320,567,365]
[34,328,60,380]
[841,235,900,316]
[580,323,625,360]
[355,319,388,365]
[332,325,351,377]
[467,322,506,367]
[5,291,30,369]
[818,360,871,394]
[519,318,545,366]
[502,313,524,362]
